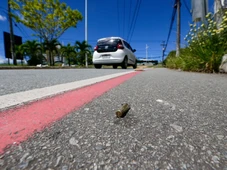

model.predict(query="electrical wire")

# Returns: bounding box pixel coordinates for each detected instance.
[123,0,125,38]
[126,0,140,41]
[127,0,142,43]
[128,0,132,34]
[117,0,120,36]
[128,0,142,43]
[13,21,30,39]
[164,0,177,54]
[0,8,30,41]
[182,0,192,16]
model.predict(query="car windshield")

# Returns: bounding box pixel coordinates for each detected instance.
[97,38,121,46]
[96,38,121,53]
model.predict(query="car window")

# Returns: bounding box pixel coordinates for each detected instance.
[96,38,122,53]
[123,40,129,49]
[97,39,121,46]
[128,44,133,51]
[123,40,133,52]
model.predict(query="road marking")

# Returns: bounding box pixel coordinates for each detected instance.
[0,71,140,154]
[0,71,134,110]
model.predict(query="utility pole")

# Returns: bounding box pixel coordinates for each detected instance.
[215,0,226,26]
[146,44,149,63]
[161,41,166,64]
[8,0,16,65]
[176,0,181,57]
[85,0,88,68]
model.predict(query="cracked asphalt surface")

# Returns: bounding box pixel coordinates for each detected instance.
[1,68,227,170]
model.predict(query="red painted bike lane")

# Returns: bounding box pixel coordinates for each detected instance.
[0,71,140,154]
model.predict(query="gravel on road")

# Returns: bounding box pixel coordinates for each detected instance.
[1,68,227,170]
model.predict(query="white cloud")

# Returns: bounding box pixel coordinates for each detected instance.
[0,15,7,21]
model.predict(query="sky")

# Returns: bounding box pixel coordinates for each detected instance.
[0,0,214,63]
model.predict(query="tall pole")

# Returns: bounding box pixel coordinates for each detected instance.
[146,44,149,63]
[176,0,181,57]
[85,0,88,68]
[161,41,166,64]
[8,0,16,65]
[216,0,224,26]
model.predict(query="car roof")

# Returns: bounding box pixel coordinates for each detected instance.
[97,37,126,42]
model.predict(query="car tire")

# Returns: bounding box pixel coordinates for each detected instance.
[113,65,118,69]
[94,64,102,69]
[133,60,137,69]
[121,57,128,69]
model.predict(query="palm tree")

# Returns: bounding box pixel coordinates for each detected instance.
[43,39,61,66]
[15,44,25,63]
[23,40,43,66]
[75,40,92,66]
[61,43,77,66]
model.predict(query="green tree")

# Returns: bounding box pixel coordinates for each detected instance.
[15,44,25,61]
[43,39,61,66]
[61,43,77,66]
[75,41,92,66]
[23,40,43,66]
[10,0,83,66]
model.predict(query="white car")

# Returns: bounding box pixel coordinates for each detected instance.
[92,37,137,69]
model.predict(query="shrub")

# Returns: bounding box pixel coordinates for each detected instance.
[166,11,227,73]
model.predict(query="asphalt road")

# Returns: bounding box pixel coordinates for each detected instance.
[0,69,133,96]
[1,68,227,169]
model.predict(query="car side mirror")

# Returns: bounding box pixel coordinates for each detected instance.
[133,49,136,53]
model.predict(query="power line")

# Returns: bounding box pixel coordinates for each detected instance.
[117,0,120,36]
[0,7,30,41]
[164,0,177,54]
[128,0,132,33]
[123,0,125,38]
[126,0,140,41]
[127,0,142,43]
[13,21,30,39]
[182,0,192,16]
[129,0,142,43]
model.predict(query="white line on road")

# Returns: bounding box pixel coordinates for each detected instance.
[0,71,134,110]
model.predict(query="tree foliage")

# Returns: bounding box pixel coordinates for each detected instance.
[10,0,83,42]
[61,43,77,66]
[22,40,45,66]
[15,44,25,60]
[42,39,61,66]
[9,0,83,66]
[75,41,92,65]
[165,12,227,73]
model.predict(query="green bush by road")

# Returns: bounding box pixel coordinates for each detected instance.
[165,11,227,73]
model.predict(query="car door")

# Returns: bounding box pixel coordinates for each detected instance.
[128,43,136,64]
[123,41,135,64]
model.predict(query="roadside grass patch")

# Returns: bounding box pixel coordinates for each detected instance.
[165,11,227,73]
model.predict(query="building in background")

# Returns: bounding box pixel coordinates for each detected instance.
[191,0,208,23]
